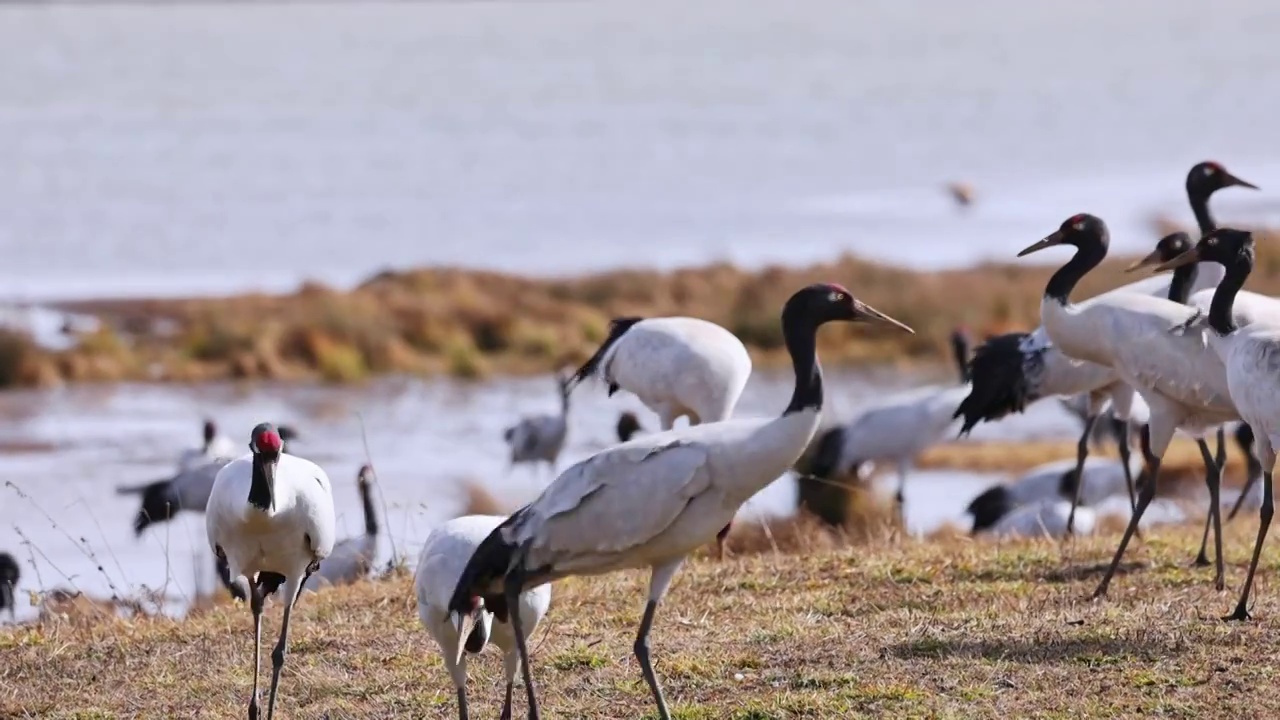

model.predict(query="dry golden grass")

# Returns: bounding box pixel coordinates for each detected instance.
[15,226,1278,387]
[5,521,1280,718]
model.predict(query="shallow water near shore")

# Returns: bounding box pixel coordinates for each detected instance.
[0,366,1086,622]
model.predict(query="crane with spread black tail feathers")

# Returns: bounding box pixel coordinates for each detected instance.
[446,283,913,720]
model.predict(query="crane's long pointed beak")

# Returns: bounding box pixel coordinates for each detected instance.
[265,459,278,512]
[853,300,914,334]
[1152,247,1202,273]
[1125,248,1166,273]
[451,611,475,666]
[1018,230,1067,258]
[1226,173,1260,190]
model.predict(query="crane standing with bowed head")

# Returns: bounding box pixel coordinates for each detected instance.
[447,283,914,720]
[416,514,552,720]
[1152,228,1280,620]
[205,423,336,720]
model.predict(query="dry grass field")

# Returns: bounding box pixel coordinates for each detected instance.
[4,519,1280,719]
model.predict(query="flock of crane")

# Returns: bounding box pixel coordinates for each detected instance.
[1,159,1276,720]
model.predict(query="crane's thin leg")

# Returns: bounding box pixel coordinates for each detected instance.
[1111,416,1137,512]
[1067,414,1098,535]
[265,574,305,720]
[636,560,682,720]
[499,680,513,720]
[714,523,730,561]
[894,459,910,528]
[1228,470,1260,521]
[505,568,539,720]
[1227,470,1274,621]
[1192,439,1226,590]
[1090,456,1162,597]
[247,578,265,720]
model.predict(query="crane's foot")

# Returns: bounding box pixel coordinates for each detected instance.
[1223,605,1252,622]
[1192,551,1211,568]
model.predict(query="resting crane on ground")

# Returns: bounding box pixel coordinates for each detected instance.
[447,283,913,720]
[503,372,572,476]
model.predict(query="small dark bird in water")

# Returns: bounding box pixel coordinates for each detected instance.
[945,181,976,209]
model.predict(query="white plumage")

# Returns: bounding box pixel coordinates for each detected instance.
[1019,214,1240,599]
[1156,228,1280,620]
[205,423,335,720]
[797,329,970,522]
[966,456,1141,532]
[448,283,914,720]
[569,316,752,430]
[503,373,572,475]
[177,419,238,471]
[416,514,552,720]
[989,499,1096,540]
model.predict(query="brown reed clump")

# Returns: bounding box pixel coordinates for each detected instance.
[21,226,1280,388]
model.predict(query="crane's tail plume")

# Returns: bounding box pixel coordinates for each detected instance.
[953,332,1038,435]
[794,426,847,479]
[447,510,531,626]
[568,317,644,391]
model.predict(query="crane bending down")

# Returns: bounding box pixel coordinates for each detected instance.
[447,283,913,720]
[416,514,552,720]
[797,327,971,525]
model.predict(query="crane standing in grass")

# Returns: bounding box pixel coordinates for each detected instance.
[417,514,552,720]
[205,423,335,720]
[1153,228,1280,620]
[448,283,913,720]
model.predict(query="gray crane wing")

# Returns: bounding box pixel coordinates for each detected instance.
[515,440,714,558]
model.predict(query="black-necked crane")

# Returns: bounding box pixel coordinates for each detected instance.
[119,425,298,536]
[567,315,752,431]
[1153,227,1280,619]
[178,418,238,471]
[205,422,335,720]
[0,551,18,621]
[966,453,1143,533]
[447,283,913,720]
[503,373,572,476]
[216,464,380,600]
[1018,214,1240,597]
[796,327,971,525]
[955,161,1258,534]
[416,514,552,720]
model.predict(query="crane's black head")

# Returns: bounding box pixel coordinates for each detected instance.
[357,464,375,486]
[782,283,914,332]
[1124,231,1193,273]
[202,419,217,445]
[249,422,284,458]
[616,411,642,443]
[1018,213,1109,258]
[1187,161,1258,200]
[1153,228,1255,273]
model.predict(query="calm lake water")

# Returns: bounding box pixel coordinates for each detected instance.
[1,1,1280,300]
[0,366,1081,622]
